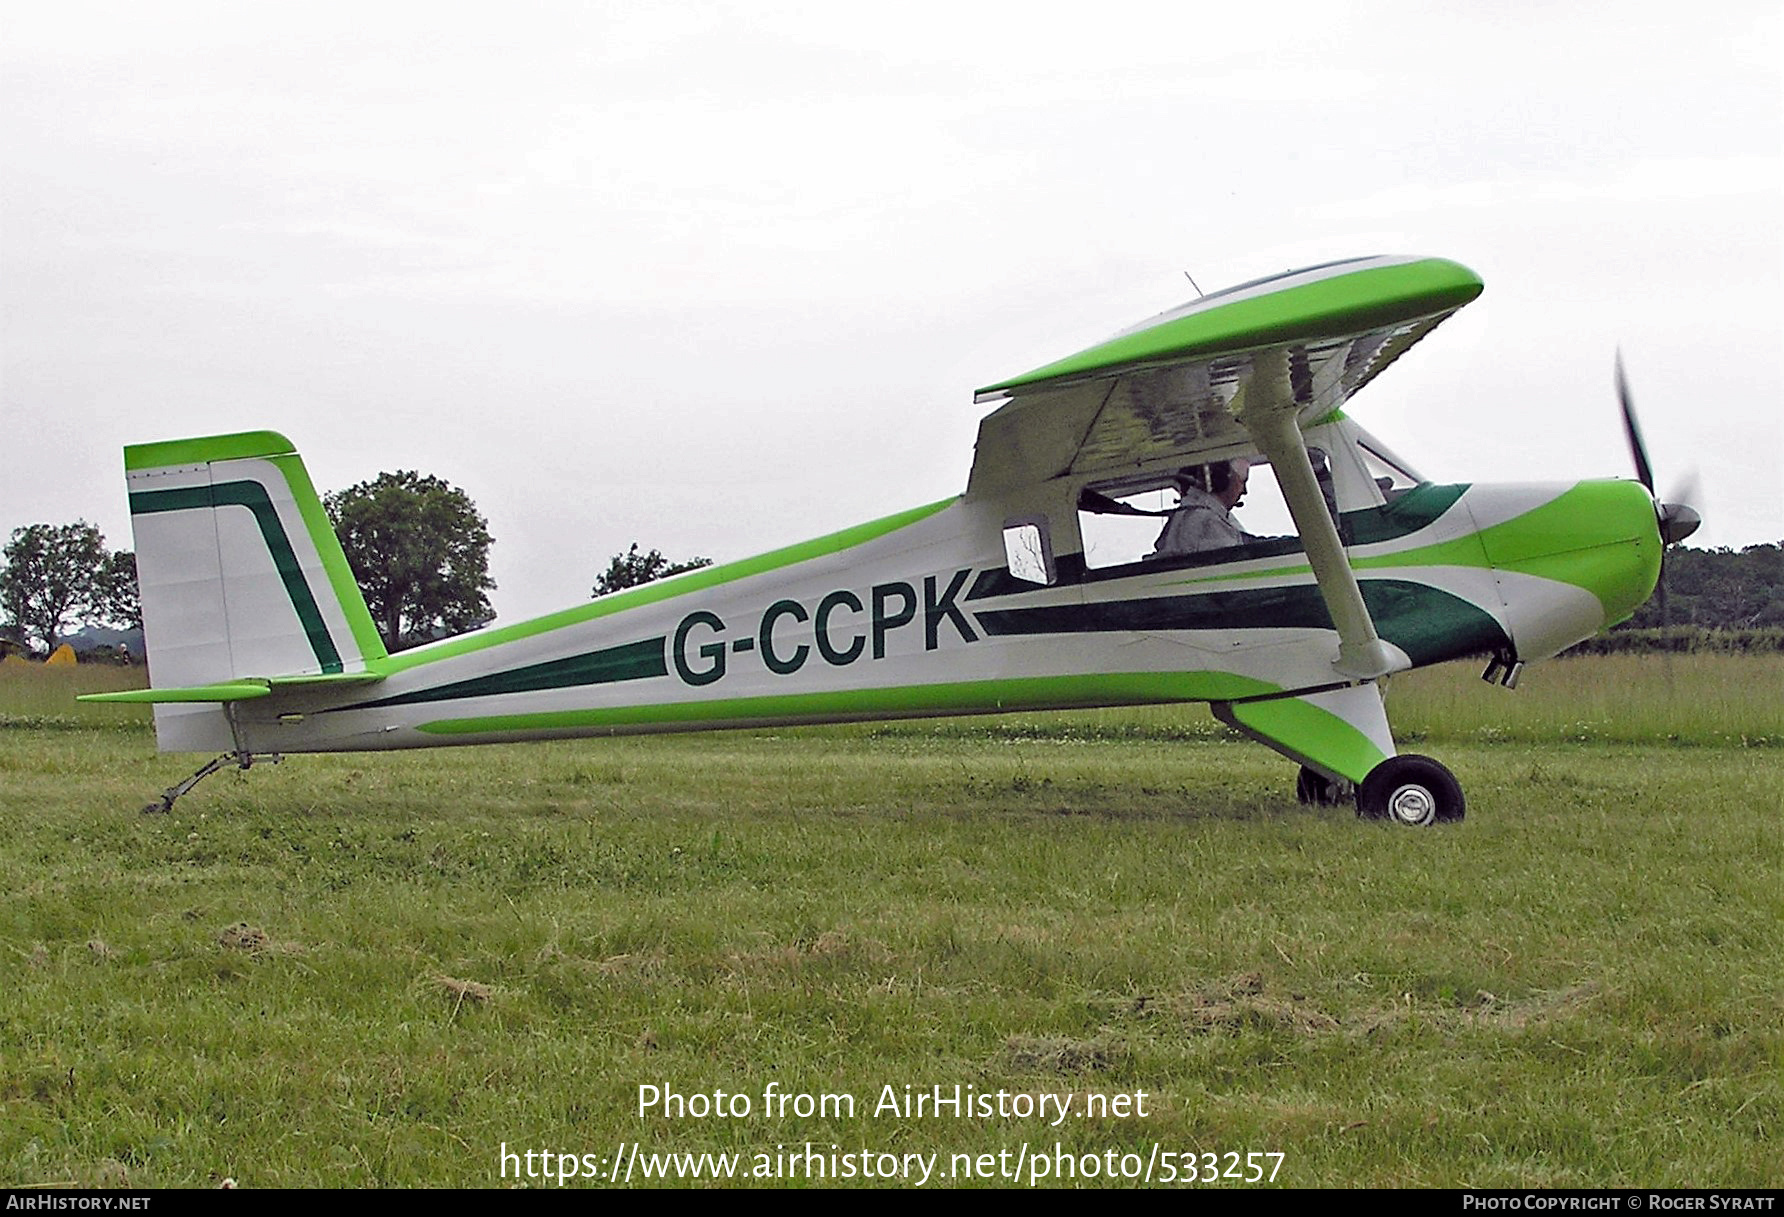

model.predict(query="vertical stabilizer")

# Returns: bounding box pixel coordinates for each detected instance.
[125,431,387,750]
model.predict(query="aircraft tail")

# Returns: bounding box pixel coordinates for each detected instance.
[123,431,388,750]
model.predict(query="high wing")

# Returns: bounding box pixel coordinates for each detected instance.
[966,255,1482,496]
[970,255,1484,681]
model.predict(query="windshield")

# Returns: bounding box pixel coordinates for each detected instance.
[1351,423,1425,496]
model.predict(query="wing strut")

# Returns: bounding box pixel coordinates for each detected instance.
[1236,350,1409,681]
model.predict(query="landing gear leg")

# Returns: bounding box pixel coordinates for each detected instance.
[1212,684,1394,814]
[142,751,281,815]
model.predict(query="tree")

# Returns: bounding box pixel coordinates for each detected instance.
[97,550,141,631]
[325,471,497,651]
[592,544,713,597]
[0,522,118,654]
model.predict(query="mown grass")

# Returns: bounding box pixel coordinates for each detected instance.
[1388,652,1783,747]
[0,662,148,731]
[844,653,1784,749]
[1,656,1780,1188]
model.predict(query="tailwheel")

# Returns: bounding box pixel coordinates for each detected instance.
[1356,755,1465,826]
[1295,766,1354,807]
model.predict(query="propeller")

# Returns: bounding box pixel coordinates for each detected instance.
[1615,352,1702,632]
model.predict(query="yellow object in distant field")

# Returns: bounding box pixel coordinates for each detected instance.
[46,644,77,666]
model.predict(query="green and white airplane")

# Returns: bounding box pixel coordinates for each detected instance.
[88,255,1700,824]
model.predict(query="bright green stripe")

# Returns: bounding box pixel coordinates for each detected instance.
[268,455,387,664]
[1470,480,1659,621]
[415,670,1281,736]
[130,483,344,674]
[125,431,295,471]
[377,497,957,675]
[1221,696,1389,784]
[1174,562,1315,588]
[980,259,1482,395]
[1355,481,1657,617]
[79,682,271,704]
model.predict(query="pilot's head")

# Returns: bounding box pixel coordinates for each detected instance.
[1179,459,1251,509]
[1218,458,1251,509]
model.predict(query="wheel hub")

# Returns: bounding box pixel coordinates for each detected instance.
[1386,783,1437,826]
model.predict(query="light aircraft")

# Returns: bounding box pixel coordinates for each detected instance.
[87,255,1700,824]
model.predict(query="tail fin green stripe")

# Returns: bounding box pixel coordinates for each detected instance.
[130,482,344,674]
[268,454,387,665]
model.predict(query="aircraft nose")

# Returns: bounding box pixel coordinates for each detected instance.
[1475,479,1662,659]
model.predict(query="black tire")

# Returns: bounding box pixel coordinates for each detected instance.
[1295,766,1353,807]
[1356,755,1465,826]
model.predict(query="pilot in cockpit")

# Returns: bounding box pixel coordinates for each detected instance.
[1148,459,1257,558]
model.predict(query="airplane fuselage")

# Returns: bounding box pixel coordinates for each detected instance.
[185,476,1659,758]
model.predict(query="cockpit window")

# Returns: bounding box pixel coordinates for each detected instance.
[1075,481,1179,569]
[1354,428,1424,499]
[1075,452,1337,571]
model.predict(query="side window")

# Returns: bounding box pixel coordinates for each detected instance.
[1002,518,1055,585]
[1074,454,1339,572]
[1229,450,1337,538]
[1075,485,1176,570]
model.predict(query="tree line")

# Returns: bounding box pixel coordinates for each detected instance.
[1617,543,1784,630]
[1569,541,1784,655]
[1,471,709,657]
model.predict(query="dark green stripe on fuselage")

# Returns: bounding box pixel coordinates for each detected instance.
[341,637,669,710]
[1343,483,1468,545]
[976,579,1506,667]
[130,481,344,674]
[349,580,1500,714]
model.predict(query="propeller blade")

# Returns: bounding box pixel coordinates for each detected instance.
[1616,352,1655,494]
[1611,352,1701,684]
[1658,462,1704,544]
[1665,469,1700,516]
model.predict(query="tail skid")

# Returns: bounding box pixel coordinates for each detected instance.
[138,749,281,815]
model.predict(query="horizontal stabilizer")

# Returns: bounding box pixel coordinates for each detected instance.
[78,671,385,705]
[80,682,273,704]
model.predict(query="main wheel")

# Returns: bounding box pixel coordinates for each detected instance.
[1295,766,1354,807]
[1356,755,1465,826]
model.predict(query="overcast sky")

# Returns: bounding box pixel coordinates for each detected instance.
[4,1,1779,623]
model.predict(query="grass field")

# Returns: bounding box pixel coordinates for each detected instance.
[2,657,1780,1188]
